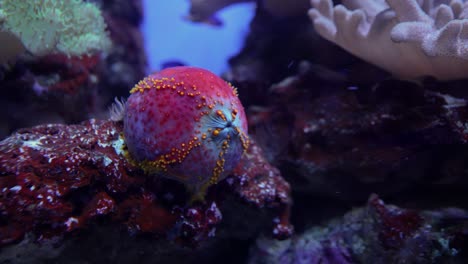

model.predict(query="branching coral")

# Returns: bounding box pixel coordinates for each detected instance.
[309,0,468,80]
[0,0,111,62]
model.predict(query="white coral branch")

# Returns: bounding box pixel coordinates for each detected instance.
[309,0,468,80]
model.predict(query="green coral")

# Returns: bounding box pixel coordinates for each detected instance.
[0,0,111,58]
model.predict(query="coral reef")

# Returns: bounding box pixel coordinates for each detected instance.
[240,60,468,207]
[309,0,468,80]
[249,194,468,263]
[0,0,146,140]
[0,119,291,261]
[223,1,468,261]
[0,0,111,61]
[224,1,468,203]
[224,3,356,108]
[124,67,249,197]
[2,0,468,262]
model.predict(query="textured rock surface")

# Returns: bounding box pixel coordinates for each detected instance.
[245,63,468,203]
[225,3,468,261]
[249,195,468,263]
[0,119,291,262]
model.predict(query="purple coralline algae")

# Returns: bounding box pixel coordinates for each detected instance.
[249,194,468,263]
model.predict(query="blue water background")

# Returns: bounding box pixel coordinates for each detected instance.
[142,1,256,75]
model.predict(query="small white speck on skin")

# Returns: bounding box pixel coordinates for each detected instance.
[64,217,79,228]
[97,140,111,148]
[22,136,46,150]
[226,177,234,185]
[209,202,222,220]
[103,156,113,166]
[10,185,22,192]
[188,209,198,216]
[208,228,216,237]
[112,136,125,155]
